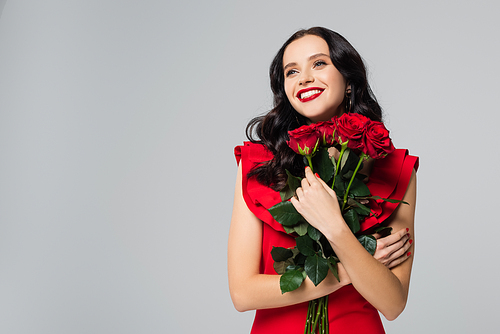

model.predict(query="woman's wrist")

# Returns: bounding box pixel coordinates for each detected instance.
[322,215,351,245]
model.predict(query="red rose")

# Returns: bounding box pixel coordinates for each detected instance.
[362,121,395,159]
[287,125,320,156]
[334,113,371,150]
[311,121,336,146]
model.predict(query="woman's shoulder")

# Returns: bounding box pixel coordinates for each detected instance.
[234,141,274,165]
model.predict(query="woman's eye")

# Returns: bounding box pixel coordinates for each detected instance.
[285,69,298,77]
[313,60,327,68]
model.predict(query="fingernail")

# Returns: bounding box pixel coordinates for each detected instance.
[305,166,308,170]
[407,252,411,257]
[409,239,413,244]
[315,173,320,178]
[407,233,410,238]
[406,228,409,232]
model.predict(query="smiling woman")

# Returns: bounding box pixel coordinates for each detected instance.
[228,27,418,334]
[283,35,347,123]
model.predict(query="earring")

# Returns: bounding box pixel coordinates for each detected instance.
[295,113,300,125]
[345,88,352,113]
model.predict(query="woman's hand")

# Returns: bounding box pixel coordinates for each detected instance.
[373,228,412,269]
[290,167,343,234]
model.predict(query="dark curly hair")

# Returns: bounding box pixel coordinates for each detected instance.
[246,27,383,190]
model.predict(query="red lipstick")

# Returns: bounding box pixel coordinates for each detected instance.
[296,87,324,102]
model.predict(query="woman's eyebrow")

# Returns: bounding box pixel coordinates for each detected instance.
[308,53,329,61]
[283,53,330,71]
[283,62,297,72]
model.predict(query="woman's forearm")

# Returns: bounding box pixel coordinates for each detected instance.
[325,225,407,320]
[229,270,347,312]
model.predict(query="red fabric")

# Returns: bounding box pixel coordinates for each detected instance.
[234,142,419,334]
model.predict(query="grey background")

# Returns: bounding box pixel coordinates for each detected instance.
[1,0,498,333]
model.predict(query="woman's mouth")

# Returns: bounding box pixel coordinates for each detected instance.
[297,88,324,102]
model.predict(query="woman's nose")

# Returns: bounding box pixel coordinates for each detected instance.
[298,72,314,85]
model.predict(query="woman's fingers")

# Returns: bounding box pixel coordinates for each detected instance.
[296,167,327,199]
[385,242,412,269]
[304,167,317,186]
[375,248,410,267]
[373,228,412,267]
[291,167,342,231]
[375,228,408,248]
[306,167,339,199]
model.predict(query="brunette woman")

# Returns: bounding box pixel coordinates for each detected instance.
[228,27,418,334]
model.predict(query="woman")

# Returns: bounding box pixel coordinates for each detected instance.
[228,27,418,333]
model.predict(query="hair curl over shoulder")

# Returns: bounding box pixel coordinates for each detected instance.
[246,27,383,190]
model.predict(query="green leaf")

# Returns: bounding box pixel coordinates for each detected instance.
[295,253,307,267]
[347,198,372,216]
[369,195,409,205]
[343,209,360,234]
[280,268,306,293]
[285,264,301,271]
[327,257,339,282]
[343,169,353,179]
[339,148,350,171]
[307,225,322,241]
[273,258,294,275]
[319,236,335,258]
[333,175,346,194]
[271,246,293,262]
[331,155,337,175]
[294,221,309,236]
[280,186,294,202]
[286,169,302,191]
[358,235,377,255]
[312,147,334,182]
[374,226,393,237]
[280,170,302,202]
[348,177,371,197]
[340,149,359,173]
[296,235,316,256]
[355,172,367,181]
[269,201,304,226]
[283,225,296,234]
[305,254,329,286]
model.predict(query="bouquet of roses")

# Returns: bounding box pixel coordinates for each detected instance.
[267,113,400,333]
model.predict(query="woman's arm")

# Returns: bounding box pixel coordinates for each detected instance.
[228,163,350,312]
[291,167,416,321]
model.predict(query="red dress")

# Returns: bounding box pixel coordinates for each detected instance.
[234,142,419,334]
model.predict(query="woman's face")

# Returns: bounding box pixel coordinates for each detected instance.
[283,35,348,123]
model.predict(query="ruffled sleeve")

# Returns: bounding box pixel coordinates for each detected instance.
[234,142,287,233]
[360,149,419,232]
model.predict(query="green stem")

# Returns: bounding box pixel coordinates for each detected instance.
[306,155,314,173]
[332,143,348,189]
[311,298,322,332]
[324,295,329,334]
[304,301,312,334]
[321,300,325,333]
[342,153,367,211]
[305,296,330,333]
